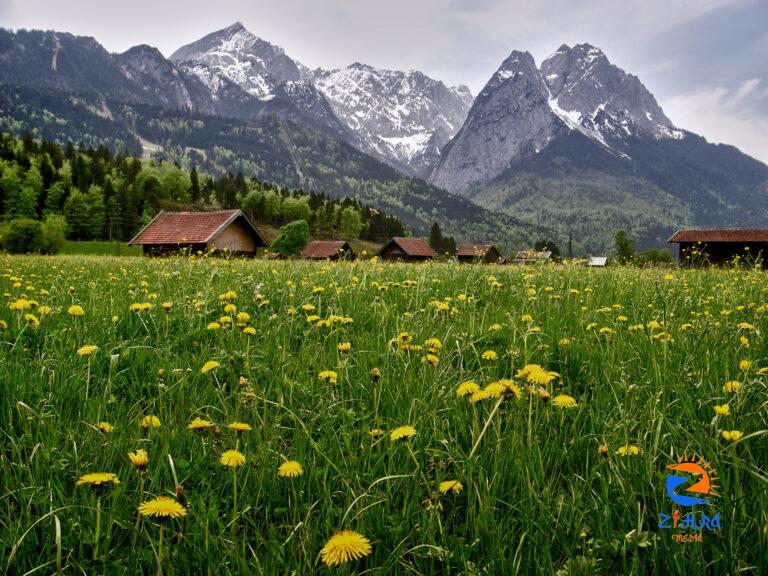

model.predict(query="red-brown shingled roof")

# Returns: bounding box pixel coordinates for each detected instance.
[381,237,437,257]
[301,240,353,259]
[457,244,494,257]
[129,210,249,245]
[668,229,768,243]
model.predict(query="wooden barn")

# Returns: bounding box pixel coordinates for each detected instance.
[668,229,768,268]
[301,240,356,261]
[129,210,267,256]
[378,237,436,262]
[456,244,502,264]
[512,250,552,264]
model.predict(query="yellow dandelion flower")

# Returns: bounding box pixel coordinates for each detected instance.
[559,338,571,346]
[138,496,187,519]
[141,415,161,428]
[278,460,303,478]
[320,530,372,566]
[68,304,85,317]
[439,480,464,495]
[338,342,352,353]
[714,404,730,416]
[723,380,742,393]
[76,472,120,486]
[77,344,98,356]
[369,428,385,437]
[424,353,439,366]
[128,449,149,470]
[390,425,417,442]
[220,449,246,467]
[162,302,173,311]
[456,381,480,397]
[243,326,257,335]
[722,430,744,442]
[207,321,221,331]
[227,422,252,432]
[24,313,39,326]
[488,323,502,332]
[98,421,114,433]
[187,417,213,430]
[481,350,497,361]
[201,360,221,374]
[616,445,642,456]
[319,370,338,384]
[552,394,577,409]
[739,359,752,371]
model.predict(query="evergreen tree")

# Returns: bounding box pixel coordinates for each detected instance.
[429,222,443,253]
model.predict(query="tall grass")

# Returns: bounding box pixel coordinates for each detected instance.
[0,255,766,574]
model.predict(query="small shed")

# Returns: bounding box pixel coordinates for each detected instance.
[456,244,502,264]
[129,209,267,256]
[668,229,768,268]
[301,240,356,261]
[378,237,436,262]
[587,256,608,267]
[512,250,552,264]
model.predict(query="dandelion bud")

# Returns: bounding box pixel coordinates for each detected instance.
[371,368,381,382]
[599,445,609,457]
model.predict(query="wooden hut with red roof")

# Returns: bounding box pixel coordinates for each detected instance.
[128,210,267,256]
[301,240,356,261]
[378,237,436,262]
[668,229,768,268]
[456,244,502,264]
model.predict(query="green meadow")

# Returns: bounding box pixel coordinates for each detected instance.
[1,255,766,575]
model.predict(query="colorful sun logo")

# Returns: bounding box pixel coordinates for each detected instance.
[665,453,719,507]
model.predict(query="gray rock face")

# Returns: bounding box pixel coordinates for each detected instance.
[312,63,473,177]
[429,51,564,192]
[541,44,683,143]
[169,22,302,100]
[116,45,213,112]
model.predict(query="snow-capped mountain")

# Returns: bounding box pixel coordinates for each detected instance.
[430,44,689,192]
[169,22,304,101]
[312,64,473,177]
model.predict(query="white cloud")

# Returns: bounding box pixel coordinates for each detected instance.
[662,79,768,163]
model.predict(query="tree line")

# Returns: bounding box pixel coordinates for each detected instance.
[0,131,407,251]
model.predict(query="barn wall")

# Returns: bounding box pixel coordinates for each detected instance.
[210,220,259,253]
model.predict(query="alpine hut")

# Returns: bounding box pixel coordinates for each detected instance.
[378,237,436,262]
[128,210,267,256]
[301,240,356,261]
[456,244,502,264]
[668,229,768,268]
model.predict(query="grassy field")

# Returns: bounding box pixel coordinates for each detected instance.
[61,241,143,257]
[1,255,766,575]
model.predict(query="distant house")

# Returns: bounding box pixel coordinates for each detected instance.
[512,250,552,264]
[668,229,768,268]
[378,237,436,262]
[301,240,356,261]
[129,210,267,256]
[456,244,502,264]
[587,256,608,267]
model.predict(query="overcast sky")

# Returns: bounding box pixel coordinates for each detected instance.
[3,0,767,163]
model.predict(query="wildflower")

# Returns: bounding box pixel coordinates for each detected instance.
[76,472,120,486]
[141,415,161,428]
[220,450,246,467]
[723,380,742,393]
[219,291,237,302]
[737,322,755,330]
[390,425,417,442]
[425,338,442,352]
[38,305,51,315]
[722,430,744,442]
[227,422,252,432]
[739,359,752,371]
[599,327,614,334]
[456,381,480,397]
[138,496,187,519]
[278,460,303,478]
[598,445,609,457]
[616,445,642,456]
[481,350,497,361]
[559,338,571,346]
[707,405,729,419]
[320,530,372,566]
[128,449,149,470]
[77,344,98,356]
[243,326,257,335]
[187,418,213,430]
[319,370,338,384]
[439,480,464,495]
[201,360,221,374]
[98,421,114,433]
[207,321,221,331]
[488,323,502,332]
[740,336,750,348]
[25,313,39,326]
[224,303,237,314]
[369,428,385,437]
[162,302,173,311]
[68,304,85,316]
[338,342,352,353]
[424,353,439,366]
[521,314,533,323]
[236,311,250,323]
[552,394,577,409]
[371,368,381,382]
